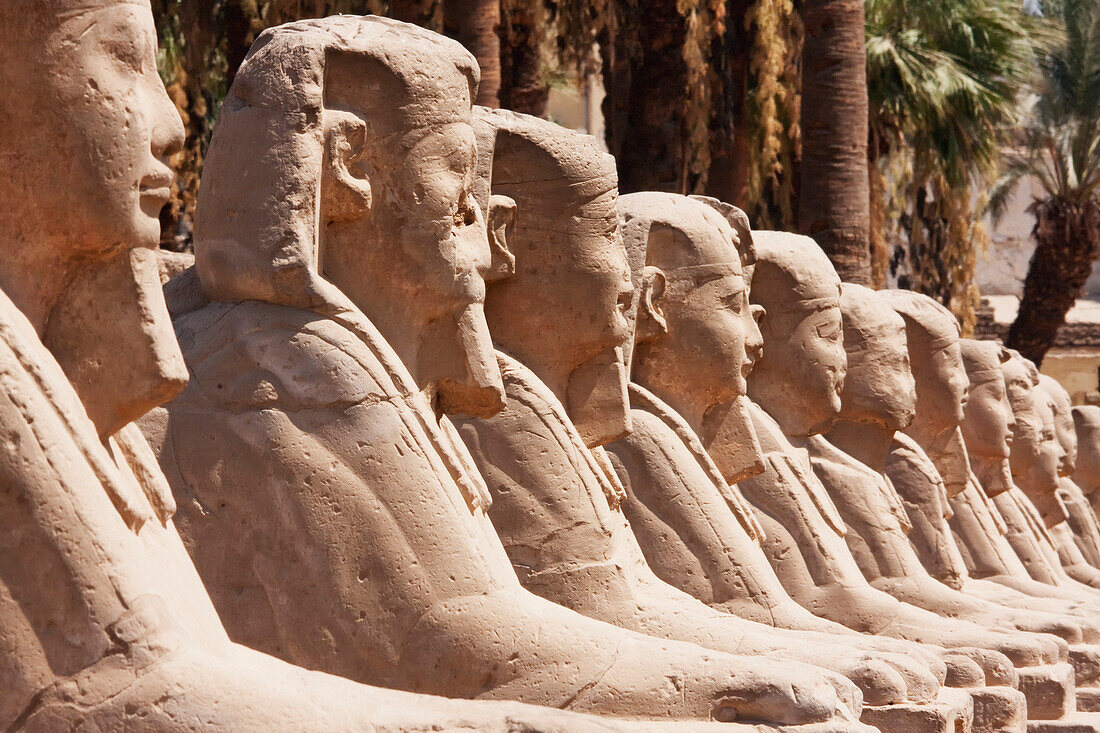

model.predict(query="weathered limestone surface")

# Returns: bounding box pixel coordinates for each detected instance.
[23,2,1100,731]
[0,4,745,732]
[452,110,873,724]
[741,233,1061,684]
[155,14,866,729]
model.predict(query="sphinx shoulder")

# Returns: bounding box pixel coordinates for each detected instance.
[172,301,390,412]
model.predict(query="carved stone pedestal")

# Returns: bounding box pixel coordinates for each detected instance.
[1076,688,1100,712]
[1019,664,1078,720]
[1027,713,1100,733]
[862,687,975,733]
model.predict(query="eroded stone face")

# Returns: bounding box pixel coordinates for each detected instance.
[1040,375,1078,475]
[961,340,1015,461]
[477,107,635,447]
[835,283,916,431]
[1,0,189,439]
[2,1,181,268]
[1005,355,1064,495]
[880,290,968,442]
[624,192,762,414]
[747,231,846,438]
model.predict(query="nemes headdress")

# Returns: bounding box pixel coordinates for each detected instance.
[196,15,478,310]
[750,231,841,315]
[879,290,961,353]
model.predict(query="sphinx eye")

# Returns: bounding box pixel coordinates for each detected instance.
[101,35,145,74]
[816,322,841,341]
[720,291,744,313]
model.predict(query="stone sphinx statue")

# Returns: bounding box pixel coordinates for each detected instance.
[958,340,1100,613]
[739,233,1066,685]
[1040,376,1100,578]
[451,107,878,726]
[599,191,1026,730]
[1003,359,1100,592]
[815,286,1100,725]
[1073,405,1100,541]
[0,4,694,731]
[156,15,856,728]
[876,290,973,588]
[881,293,1100,629]
[811,284,1087,643]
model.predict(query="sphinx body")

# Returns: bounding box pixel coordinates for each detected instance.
[155,15,872,728]
[0,5,735,732]
[812,285,1091,646]
[1038,375,1100,582]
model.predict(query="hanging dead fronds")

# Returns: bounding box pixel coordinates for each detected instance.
[742,0,801,229]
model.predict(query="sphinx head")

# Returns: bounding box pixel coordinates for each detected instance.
[879,291,968,442]
[747,232,846,438]
[1073,405,1100,492]
[960,340,1014,460]
[619,192,765,480]
[1004,353,1064,495]
[835,284,916,431]
[196,16,503,417]
[475,108,633,446]
[1038,375,1077,476]
[622,192,762,411]
[0,0,188,438]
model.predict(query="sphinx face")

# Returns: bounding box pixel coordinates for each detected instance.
[1030,398,1065,492]
[962,375,1014,459]
[321,90,505,414]
[6,2,182,260]
[651,207,761,407]
[1043,380,1077,475]
[557,194,635,363]
[488,189,634,374]
[1008,381,1063,493]
[917,341,969,428]
[842,317,916,431]
[397,122,492,320]
[754,304,847,436]
[1074,407,1100,491]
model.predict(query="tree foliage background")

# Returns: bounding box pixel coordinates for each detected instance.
[152,0,1072,346]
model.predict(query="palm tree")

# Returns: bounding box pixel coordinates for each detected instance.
[866,0,1047,327]
[444,0,501,107]
[992,0,1100,366]
[800,0,872,285]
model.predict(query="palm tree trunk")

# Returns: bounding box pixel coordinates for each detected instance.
[603,0,689,194]
[444,0,501,107]
[1007,198,1100,367]
[798,0,871,284]
[499,1,548,116]
[388,0,442,31]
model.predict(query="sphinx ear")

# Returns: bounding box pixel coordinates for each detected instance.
[486,194,517,282]
[322,113,372,223]
[636,266,668,342]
